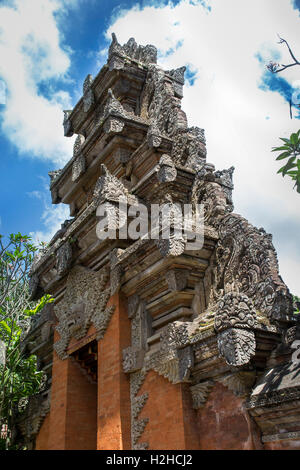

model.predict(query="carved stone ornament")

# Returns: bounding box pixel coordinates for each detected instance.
[108,33,157,65]
[82,74,94,112]
[214,292,257,333]
[215,292,257,367]
[172,127,206,170]
[147,124,162,148]
[73,134,85,157]
[156,154,177,183]
[190,381,214,409]
[48,169,62,186]
[104,88,126,119]
[72,153,86,182]
[63,110,73,137]
[123,346,145,374]
[103,117,125,134]
[18,393,51,448]
[207,213,293,319]
[56,241,73,277]
[130,371,149,450]
[94,164,129,204]
[155,234,186,258]
[54,265,115,359]
[218,372,256,398]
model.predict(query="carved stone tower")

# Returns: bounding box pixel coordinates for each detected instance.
[16,35,300,450]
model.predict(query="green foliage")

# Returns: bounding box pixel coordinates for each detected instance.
[294,295,300,315]
[0,233,53,449]
[272,130,300,193]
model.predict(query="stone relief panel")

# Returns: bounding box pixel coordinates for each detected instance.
[54,265,115,359]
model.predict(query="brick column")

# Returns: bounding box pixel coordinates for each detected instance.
[47,332,97,450]
[97,292,131,450]
[137,371,200,450]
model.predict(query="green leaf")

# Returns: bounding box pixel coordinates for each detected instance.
[279,137,291,144]
[290,133,299,146]
[272,146,291,152]
[276,152,291,161]
[282,157,297,176]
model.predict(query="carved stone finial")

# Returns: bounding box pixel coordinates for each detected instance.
[215,292,256,367]
[48,170,62,186]
[104,88,126,118]
[56,241,73,277]
[190,381,214,409]
[73,134,85,156]
[156,154,177,183]
[63,110,73,137]
[82,74,94,112]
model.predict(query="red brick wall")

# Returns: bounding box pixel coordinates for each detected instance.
[35,413,50,450]
[137,370,200,450]
[97,292,131,450]
[46,331,97,450]
[196,382,263,450]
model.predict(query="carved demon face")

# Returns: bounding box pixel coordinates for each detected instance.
[68,301,87,338]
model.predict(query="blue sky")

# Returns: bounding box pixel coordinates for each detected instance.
[0,0,300,293]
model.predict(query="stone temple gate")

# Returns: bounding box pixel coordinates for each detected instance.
[15,35,300,450]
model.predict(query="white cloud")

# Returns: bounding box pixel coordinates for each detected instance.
[0,0,76,166]
[105,0,300,293]
[28,188,70,245]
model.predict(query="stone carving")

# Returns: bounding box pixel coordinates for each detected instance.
[141,64,187,141]
[283,326,297,346]
[166,66,186,98]
[72,153,86,182]
[130,371,149,450]
[123,347,145,374]
[63,110,73,137]
[215,166,235,208]
[56,241,73,277]
[103,117,125,134]
[211,214,293,319]
[191,164,233,227]
[218,372,256,397]
[218,329,255,368]
[48,169,62,186]
[156,154,177,183]
[17,392,51,449]
[109,33,157,65]
[94,164,129,204]
[190,381,214,409]
[82,74,94,112]
[148,345,194,384]
[214,292,257,332]
[104,88,126,118]
[54,265,114,359]
[172,127,206,170]
[73,134,85,156]
[142,323,193,384]
[155,234,186,258]
[147,124,162,148]
[215,293,256,367]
